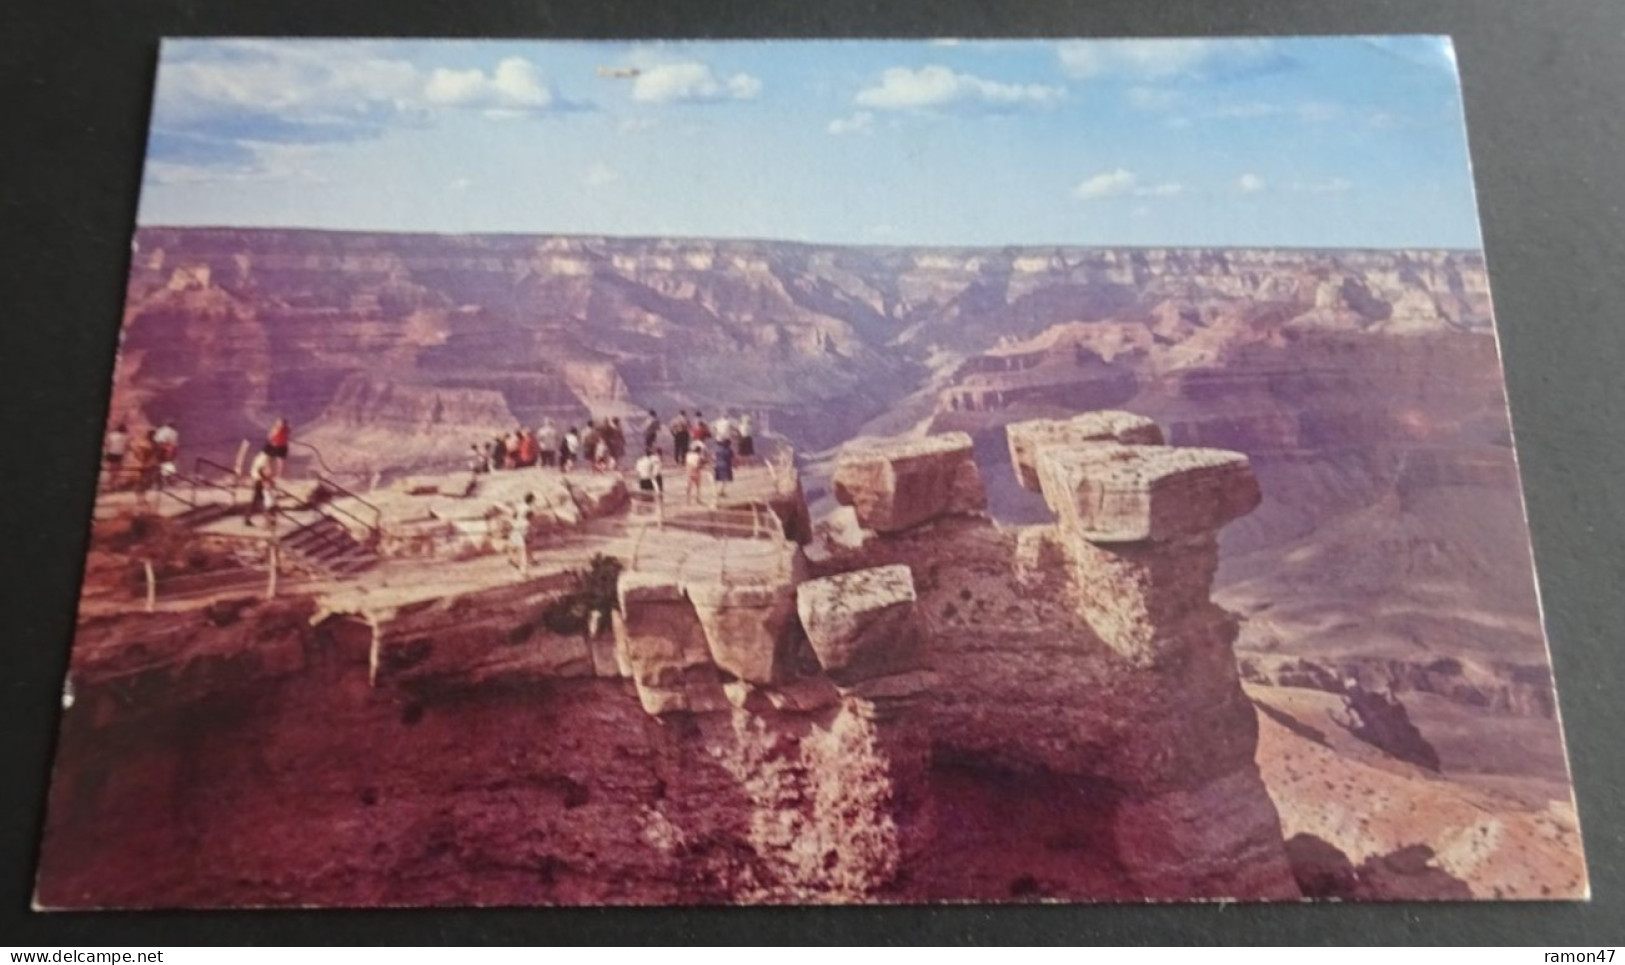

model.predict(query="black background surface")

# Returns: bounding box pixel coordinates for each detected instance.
[3,0,1623,946]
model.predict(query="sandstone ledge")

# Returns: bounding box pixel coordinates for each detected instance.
[1007,411,1165,492]
[1036,444,1261,543]
[831,432,986,533]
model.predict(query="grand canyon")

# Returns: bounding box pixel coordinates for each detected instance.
[35,228,1586,907]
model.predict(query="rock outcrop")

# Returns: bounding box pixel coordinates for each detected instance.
[830,433,986,533]
[1006,411,1164,491]
[795,564,924,686]
[42,410,1310,906]
[810,414,1299,900]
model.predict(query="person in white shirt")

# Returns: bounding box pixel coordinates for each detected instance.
[737,413,755,459]
[151,420,180,488]
[537,419,559,468]
[152,420,178,450]
[712,413,733,444]
[510,492,536,578]
[102,423,129,490]
[563,427,581,472]
[684,441,707,505]
[244,447,277,527]
[635,447,663,495]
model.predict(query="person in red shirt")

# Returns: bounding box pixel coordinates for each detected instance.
[266,418,292,474]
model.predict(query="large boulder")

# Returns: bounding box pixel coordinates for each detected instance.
[685,577,800,685]
[831,433,986,533]
[1035,444,1260,543]
[615,573,727,714]
[795,564,923,684]
[1006,411,1165,491]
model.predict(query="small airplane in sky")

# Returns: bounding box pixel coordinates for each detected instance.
[596,66,642,79]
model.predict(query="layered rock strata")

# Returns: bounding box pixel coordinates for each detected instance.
[41,411,1299,905]
[816,412,1297,899]
[830,433,986,533]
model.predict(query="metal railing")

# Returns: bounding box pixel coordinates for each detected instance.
[196,455,381,545]
[311,472,383,543]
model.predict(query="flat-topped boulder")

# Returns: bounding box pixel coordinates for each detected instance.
[1007,411,1165,491]
[1036,444,1260,543]
[795,564,923,684]
[831,433,986,533]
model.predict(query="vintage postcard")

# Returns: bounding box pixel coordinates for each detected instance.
[35,37,1587,907]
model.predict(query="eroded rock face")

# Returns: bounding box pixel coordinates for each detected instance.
[816,422,1299,900]
[685,578,800,685]
[1007,411,1164,491]
[831,433,986,533]
[615,574,728,714]
[795,564,923,684]
[41,414,1303,906]
[1035,444,1260,544]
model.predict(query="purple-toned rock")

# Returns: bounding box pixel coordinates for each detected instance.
[831,433,986,533]
[795,564,923,683]
[1007,411,1165,491]
[1036,444,1260,543]
[685,577,800,685]
[615,573,727,714]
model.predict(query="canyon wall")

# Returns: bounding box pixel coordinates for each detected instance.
[39,417,1299,906]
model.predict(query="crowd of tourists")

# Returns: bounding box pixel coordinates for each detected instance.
[470,407,757,506]
[489,407,760,575]
[100,419,181,492]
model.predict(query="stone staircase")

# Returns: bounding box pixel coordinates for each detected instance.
[279,513,380,577]
[169,500,239,528]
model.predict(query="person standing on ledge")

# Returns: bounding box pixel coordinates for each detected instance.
[737,412,755,460]
[510,492,536,579]
[669,410,691,467]
[562,425,580,473]
[643,409,661,455]
[635,446,663,498]
[152,420,180,488]
[712,437,735,505]
[684,440,707,505]
[244,445,278,528]
[101,422,129,491]
[537,418,559,469]
[266,418,292,476]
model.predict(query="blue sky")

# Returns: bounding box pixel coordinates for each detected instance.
[138,37,1481,248]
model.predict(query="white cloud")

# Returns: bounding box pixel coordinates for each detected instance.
[583,162,619,188]
[827,111,875,135]
[1126,86,1180,111]
[157,41,424,130]
[147,141,327,186]
[1057,38,1280,80]
[1138,181,1185,197]
[424,68,482,105]
[1237,173,1266,194]
[157,43,571,140]
[853,65,1064,111]
[449,177,473,191]
[1291,177,1354,194]
[425,57,554,115]
[1072,168,1183,201]
[1073,169,1137,200]
[630,62,762,104]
